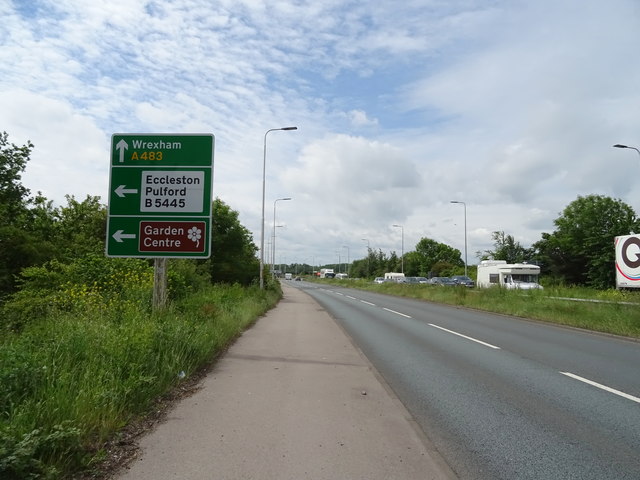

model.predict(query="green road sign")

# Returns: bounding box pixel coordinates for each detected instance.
[111,134,214,166]
[106,134,214,258]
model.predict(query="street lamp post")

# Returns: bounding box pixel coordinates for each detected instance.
[362,238,370,278]
[272,225,284,274]
[613,144,640,160]
[450,201,468,277]
[392,224,404,274]
[260,126,297,289]
[343,245,350,277]
[272,197,291,278]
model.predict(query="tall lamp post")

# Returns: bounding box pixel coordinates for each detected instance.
[450,200,467,277]
[343,245,350,277]
[271,225,284,273]
[613,144,640,160]
[392,224,404,274]
[272,197,291,277]
[260,126,297,289]
[362,238,370,278]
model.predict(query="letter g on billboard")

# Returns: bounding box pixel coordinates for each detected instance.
[622,236,640,269]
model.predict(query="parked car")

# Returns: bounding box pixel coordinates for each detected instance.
[374,277,385,284]
[430,276,457,286]
[450,275,475,287]
[405,276,428,284]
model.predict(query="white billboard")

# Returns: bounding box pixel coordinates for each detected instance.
[615,234,640,289]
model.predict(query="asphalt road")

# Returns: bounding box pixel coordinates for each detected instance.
[293,281,640,480]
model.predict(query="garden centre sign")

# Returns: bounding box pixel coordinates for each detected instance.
[106,134,214,258]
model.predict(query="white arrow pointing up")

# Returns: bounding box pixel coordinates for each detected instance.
[115,185,138,198]
[116,139,128,163]
[112,230,136,243]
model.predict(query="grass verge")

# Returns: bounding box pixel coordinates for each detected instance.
[0,283,281,479]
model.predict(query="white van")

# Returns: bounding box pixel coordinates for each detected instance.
[384,272,405,282]
[476,260,542,290]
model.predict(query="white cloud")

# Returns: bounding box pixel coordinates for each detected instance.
[346,110,379,128]
[0,89,108,202]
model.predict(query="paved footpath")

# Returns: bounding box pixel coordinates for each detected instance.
[114,283,456,480]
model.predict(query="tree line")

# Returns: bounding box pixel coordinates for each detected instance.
[291,202,640,290]
[351,193,638,289]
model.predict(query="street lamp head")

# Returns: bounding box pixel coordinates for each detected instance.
[612,143,640,157]
[281,197,292,201]
[280,126,298,131]
[392,224,402,228]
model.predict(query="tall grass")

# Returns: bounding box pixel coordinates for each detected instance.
[324,279,640,338]
[0,261,281,479]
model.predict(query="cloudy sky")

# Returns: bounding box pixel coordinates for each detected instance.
[2,0,640,268]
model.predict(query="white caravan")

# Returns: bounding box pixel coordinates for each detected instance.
[384,272,406,282]
[476,260,542,290]
[319,268,335,278]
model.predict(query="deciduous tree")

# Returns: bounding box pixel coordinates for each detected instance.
[413,237,463,276]
[478,231,532,263]
[533,194,639,288]
[206,198,259,285]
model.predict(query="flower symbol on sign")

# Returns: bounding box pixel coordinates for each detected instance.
[187,226,202,248]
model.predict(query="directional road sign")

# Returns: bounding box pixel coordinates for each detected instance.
[106,134,214,258]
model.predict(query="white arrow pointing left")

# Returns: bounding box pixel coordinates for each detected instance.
[115,185,138,197]
[112,230,136,243]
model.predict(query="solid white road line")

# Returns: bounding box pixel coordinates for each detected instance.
[383,307,412,318]
[428,323,501,350]
[560,372,640,404]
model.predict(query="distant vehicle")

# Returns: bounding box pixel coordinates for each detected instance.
[450,275,475,287]
[384,272,405,282]
[374,277,385,284]
[405,276,428,284]
[294,276,302,281]
[476,260,542,290]
[284,273,293,280]
[615,234,640,289]
[320,268,335,279]
[430,276,457,286]
[335,273,348,279]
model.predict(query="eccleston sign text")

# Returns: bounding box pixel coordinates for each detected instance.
[106,134,214,258]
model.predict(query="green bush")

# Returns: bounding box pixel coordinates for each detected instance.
[0,422,82,480]
[0,274,281,479]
